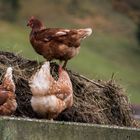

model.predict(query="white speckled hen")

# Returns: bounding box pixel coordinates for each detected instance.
[29,62,73,119]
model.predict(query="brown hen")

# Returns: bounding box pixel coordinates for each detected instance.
[27,16,92,68]
[0,67,17,115]
[29,62,73,119]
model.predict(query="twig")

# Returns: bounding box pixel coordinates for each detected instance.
[73,73,105,88]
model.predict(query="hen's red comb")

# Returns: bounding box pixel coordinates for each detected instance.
[29,16,35,20]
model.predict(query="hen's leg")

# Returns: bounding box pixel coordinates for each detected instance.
[59,60,63,67]
[58,65,63,77]
[63,60,68,69]
[58,60,63,75]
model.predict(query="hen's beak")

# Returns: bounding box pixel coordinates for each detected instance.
[27,22,30,26]
[27,21,31,26]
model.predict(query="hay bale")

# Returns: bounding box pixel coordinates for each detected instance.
[0,51,138,127]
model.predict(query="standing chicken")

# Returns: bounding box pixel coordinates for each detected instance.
[27,16,92,68]
[29,62,73,119]
[0,67,17,115]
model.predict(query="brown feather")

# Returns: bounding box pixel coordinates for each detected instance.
[27,17,92,66]
[29,62,73,119]
[0,67,17,115]
[0,86,8,105]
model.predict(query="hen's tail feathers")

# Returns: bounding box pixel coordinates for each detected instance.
[77,28,92,39]
[2,67,15,92]
[29,61,53,96]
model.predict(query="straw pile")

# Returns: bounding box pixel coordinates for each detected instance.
[0,51,138,127]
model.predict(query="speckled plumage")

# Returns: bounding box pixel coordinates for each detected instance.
[29,62,73,119]
[0,67,17,115]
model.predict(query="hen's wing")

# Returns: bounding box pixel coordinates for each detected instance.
[34,28,92,47]
[34,28,68,41]
[52,69,73,107]
[0,87,8,105]
[0,91,17,115]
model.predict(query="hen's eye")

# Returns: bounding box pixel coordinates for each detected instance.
[31,23,33,27]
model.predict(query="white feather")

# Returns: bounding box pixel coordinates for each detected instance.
[3,67,15,92]
[29,61,52,96]
[84,28,92,36]
[31,95,65,116]
[5,67,13,80]
[56,31,67,36]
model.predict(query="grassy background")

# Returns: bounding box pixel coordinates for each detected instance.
[0,0,140,103]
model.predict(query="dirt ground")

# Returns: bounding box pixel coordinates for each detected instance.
[0,51,138,127]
